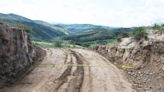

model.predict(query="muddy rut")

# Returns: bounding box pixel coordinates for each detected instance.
[3,49,135,92]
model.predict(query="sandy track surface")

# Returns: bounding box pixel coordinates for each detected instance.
[3,49,135,92]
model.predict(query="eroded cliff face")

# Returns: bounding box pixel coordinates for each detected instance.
[0,23,45,87]
[96,30,164,92]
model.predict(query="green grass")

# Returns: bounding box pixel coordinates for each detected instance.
[32,41,83,48]
[33,41,54,48]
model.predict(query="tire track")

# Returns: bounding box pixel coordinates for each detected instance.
[50,49,85,92]
[49,49,73,92]
[68,50,84,92]
[73,49,135,92]
[72,51,93,92]
[3,49,135,92]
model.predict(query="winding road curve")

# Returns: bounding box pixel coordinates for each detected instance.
[3,49,135,92]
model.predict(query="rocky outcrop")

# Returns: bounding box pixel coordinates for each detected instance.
[0,23,45,88]
[95,30,164,92]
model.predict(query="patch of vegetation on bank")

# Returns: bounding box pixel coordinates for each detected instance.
[33,40,83,48]
[132,27,147,40]
[152,23,164,32]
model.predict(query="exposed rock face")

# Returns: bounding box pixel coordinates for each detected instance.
[95,31,164,92]
[0,24,45,87]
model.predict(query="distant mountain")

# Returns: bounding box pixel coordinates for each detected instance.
[0,13,67,41]
[0,13,134,45]
[53,24,114,33]
[63,27,133,46]
[0,13,32,22]
[34,20,69,35]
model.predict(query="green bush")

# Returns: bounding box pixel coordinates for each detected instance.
[24,29,32,33]
[15,24,32,33]
[121,32,130,38]
[54,40,63,47]
[117,37,122,42]
[133,27,147,40]
[153,24,161,30]
[22,25,32,33]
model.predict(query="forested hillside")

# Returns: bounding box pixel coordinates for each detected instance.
[0,13,67,41]
[0,13,134,47]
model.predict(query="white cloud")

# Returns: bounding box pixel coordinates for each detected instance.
[0,0,164,27]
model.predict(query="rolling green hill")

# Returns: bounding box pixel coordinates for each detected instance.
[0,13,134,47]
[0,13,67,41]
[62,28,133,47]
[53,24,114,33]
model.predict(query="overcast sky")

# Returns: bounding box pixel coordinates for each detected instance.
[0,0,164,27]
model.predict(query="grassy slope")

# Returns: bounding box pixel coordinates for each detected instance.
[0,13,67,41]
[0,13,135,48]
[62,28,133,47]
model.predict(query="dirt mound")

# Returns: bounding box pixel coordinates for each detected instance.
[95,31,164,92]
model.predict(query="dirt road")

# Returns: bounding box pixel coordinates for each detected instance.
[3,49,135,92]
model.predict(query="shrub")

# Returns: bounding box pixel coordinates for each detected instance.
[54,40,63,47]
[22,25,32,33]
[24,29,32,33]
[121,32,130,38]
[133,27,147,40]
[153,24,161,30]
[117,37,122,42]
[161,24,164,27]
[15,24,32,33]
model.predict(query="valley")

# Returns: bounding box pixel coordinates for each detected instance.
[0,13,164,92]
[0,13,134,47]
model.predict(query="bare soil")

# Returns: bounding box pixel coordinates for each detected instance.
[2,49,135,92]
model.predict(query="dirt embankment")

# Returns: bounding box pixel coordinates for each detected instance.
[95,31,164,92]
[0,23,45,89]
[2,49,135,92]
